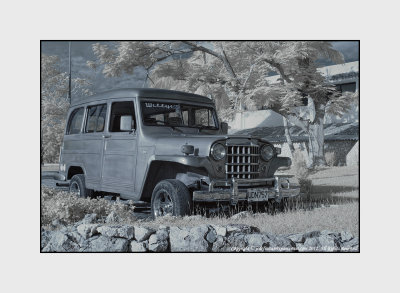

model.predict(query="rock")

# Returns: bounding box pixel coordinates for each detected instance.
[134,226,155,242]
[230,211,252,220]
[41,229,54,249]
[287,233,305,243]
[169,227,190,252]
[226,224,259,235]
[340,231,354,243]
[320,230,336,236]
[266,235,296,251]
[170,225,210,252]
[80,214,98,224]
[226,234,247,251]
[189,226,210,251]
[212,236,227,252]
[317,235,340,252]
[97,225,135,239]
[296,244,309,252]
[244,234,270,251]
[148,229,169,252]
[211,225,227,237]
[341,237,359,251]
[42,231,80,252]
[206,228,217,243]
[303,231,321,239]
[51,219,66,230]
[105,212,121,224]
[84,236,129,252]
[77,224,100,239]
[130,240,148,252]
[303,237,321,251]
[302,235,339,252]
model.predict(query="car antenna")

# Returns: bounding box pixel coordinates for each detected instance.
[67,41,72,104]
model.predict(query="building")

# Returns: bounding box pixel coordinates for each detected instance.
[229,61,359,166]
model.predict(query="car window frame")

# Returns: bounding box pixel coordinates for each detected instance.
[84,103,107,134]
[66,107,85,135]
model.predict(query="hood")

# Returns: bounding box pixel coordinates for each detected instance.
[154,133,269,156]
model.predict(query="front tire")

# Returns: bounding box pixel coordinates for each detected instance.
[151,179,191,218]
[69,174,93,198]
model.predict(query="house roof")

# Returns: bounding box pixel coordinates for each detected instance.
[234,122,359,143]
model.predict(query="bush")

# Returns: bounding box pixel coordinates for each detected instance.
[291,150,310,180]
[291,150,312,197]
[41,187,135,226]
[325,152,337,167]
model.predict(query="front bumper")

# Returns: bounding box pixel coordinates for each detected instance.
[192,176,300,205]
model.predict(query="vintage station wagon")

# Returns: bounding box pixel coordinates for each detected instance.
[57,88,300,217]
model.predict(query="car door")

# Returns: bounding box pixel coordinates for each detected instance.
[81,103,107,190]
[101,99,138,197]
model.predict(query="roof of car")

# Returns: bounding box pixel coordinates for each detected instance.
[70,88,214,107]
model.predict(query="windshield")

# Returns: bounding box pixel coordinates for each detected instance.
[141,101,219,129]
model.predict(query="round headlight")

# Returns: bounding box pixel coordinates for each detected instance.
[260,144,274,161]
[211,143,226,160]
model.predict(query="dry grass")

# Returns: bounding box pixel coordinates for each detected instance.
[41,187,135,226]
[140,202,359,237]
[41,165,359,236]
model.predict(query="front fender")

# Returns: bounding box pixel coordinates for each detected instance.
[138,155,216,201]
[267,157,292,177]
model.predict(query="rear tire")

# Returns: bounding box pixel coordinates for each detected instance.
[69,174,94,198]
[151,179,192,218]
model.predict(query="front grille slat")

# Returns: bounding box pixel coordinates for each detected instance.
[226,144,260,179]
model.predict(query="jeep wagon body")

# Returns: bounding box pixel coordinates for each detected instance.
[58,88,300,217]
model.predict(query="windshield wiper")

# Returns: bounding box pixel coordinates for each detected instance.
[153,120,183,133]
[169,125,183,133]
[194,125,217,133]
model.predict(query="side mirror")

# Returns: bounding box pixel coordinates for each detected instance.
[120,115,133,131]
[220,122,228,134]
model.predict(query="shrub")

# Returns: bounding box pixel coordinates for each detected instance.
[291,150,312,197]
[291,150,310,180]
[325,151,337,167]
[41,187,135,226]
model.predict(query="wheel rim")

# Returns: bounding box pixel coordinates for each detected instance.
[153,189,174,217]
[70,181,81,196]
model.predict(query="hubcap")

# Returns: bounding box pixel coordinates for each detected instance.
[153,189,174,217]
[70,182,81,196]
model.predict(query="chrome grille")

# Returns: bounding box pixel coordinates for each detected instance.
[226,145,260,179]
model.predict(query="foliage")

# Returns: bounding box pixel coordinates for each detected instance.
[325,151,337,167]
[41,54,93,163]
[88,41,356,166]
[291,150,310,180]
[290,149,313,196]
[41,187,135,226]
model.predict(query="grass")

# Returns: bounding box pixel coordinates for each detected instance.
[41,187,135,227]
[141,202,359,237]
[41,165,359,236]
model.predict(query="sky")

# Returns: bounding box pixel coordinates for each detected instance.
[41,41,359,94]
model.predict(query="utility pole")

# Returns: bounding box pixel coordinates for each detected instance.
[67,41,72,104]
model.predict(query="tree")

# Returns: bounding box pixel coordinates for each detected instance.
[41,54,92,163]
[243,41,356,166]
[89,41,356,167]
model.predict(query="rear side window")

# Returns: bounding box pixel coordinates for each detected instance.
[85,104,107,133]
[109,101,136,132]
[66,107,84,135]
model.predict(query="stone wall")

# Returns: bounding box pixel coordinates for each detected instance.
[41,213,359,252]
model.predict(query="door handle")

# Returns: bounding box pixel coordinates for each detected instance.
[102,134,111,138]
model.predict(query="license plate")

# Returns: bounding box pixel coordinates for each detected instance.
[247,189,269,202]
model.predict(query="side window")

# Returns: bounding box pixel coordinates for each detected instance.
[67,107,84,135]
[85,104,107,133]
[109,101,136,132]
[195,108,216,127]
